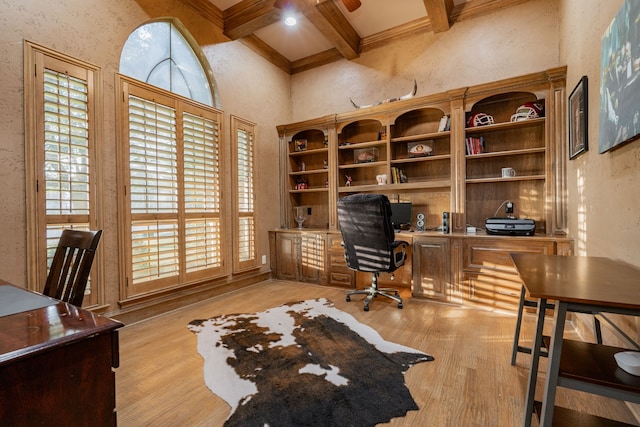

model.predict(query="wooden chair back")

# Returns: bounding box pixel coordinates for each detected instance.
[43,229,102,306]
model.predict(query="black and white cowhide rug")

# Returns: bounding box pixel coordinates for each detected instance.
[188,298,433,427]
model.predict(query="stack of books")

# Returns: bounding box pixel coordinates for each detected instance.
[465,136,485,155]
[391,167,408,184]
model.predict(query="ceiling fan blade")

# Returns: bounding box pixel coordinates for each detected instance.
[342,0,361,12]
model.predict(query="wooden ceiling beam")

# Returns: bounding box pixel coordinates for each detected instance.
[423,0,454,33]
[223,0,282,40]
[294,0,361,60]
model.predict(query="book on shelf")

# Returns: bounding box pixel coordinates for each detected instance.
[437,115,451,132]
[465,136,485,155]
[391,167,408,184]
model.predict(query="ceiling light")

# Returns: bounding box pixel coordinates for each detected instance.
[284,15,297,26]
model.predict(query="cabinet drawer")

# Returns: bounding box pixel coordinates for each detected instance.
[329,270,355,288]
[463,239,554,272]
[329,253,348,267]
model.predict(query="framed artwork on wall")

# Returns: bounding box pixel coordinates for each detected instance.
[598,0,640,153]
[569,76,588,159]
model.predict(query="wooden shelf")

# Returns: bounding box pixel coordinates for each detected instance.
[338,140,385,149]
[289,147,328,157]
[533,401,636,426]
[391,154,451,164]
[466,175,545,184]
[465,117,545,134]
[338,180,450,193]
[289,169,328,176]
[338,160,387,169]
[390,131,450,143]
[289,187,329,194]
[465,147,545,159]
[553,338,640,397]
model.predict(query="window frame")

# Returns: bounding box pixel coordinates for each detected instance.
[231,116,259,273]
[116,75,227,302]
[24,40,104,307]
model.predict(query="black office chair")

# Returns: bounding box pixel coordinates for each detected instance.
[43,229,102,307]
[337,193,408,311]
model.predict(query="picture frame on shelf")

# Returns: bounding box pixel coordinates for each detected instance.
[294,139,307,152]
[569,75,588,159]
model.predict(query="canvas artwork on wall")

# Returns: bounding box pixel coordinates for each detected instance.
[598,0,640,153]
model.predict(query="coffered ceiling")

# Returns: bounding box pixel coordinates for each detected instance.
[182,0,533,74]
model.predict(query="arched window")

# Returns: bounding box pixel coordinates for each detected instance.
[120,18,219,108]
[117,19,226,300]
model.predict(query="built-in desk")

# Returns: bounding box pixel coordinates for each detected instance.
[270,229,572,312]
[0,281,123,426]
[512,254,640,427]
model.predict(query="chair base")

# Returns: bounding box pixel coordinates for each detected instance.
[346,272,403,311]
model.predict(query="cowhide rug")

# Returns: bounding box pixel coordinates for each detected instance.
[188,298,433,427]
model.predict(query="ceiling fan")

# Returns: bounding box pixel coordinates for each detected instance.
[274,0,361,13]
[341,0,361,12]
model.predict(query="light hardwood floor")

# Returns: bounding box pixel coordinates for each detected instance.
[115,280,638,426]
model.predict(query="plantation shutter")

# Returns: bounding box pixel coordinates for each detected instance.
[43,68,93,266]
[128,95,180,285]
[183,111,222,273]
[232,117,258,271]
[120,78,225,298]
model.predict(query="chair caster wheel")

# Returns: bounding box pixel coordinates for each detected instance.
[364,305,369,312]
[398,303,403,309]
[346,295,351,302]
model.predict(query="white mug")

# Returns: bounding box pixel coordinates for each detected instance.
[376,174,387,185]
[501,167,516,178]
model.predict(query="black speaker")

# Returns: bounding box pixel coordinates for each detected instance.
[442,211,450,234]
[416,213,425,232]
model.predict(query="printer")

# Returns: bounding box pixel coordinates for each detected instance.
[485,217,536,236]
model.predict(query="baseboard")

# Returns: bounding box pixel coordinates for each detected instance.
[109,271,271,325]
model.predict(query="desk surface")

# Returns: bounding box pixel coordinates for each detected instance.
[0,281,123,366]
[511,253,640,310]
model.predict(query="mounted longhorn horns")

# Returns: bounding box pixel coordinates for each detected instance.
[350,80,418,109]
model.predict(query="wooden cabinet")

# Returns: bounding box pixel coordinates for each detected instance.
[270,230,572,312]
[277,116,335,230]
[463,95,548,233]
[270,231,327,284]
[274,67,572,310]
[413,235,450,302]
[460,236,568,311]
[326,232,355,288]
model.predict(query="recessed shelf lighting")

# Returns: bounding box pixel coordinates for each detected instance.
[284,15,297,26]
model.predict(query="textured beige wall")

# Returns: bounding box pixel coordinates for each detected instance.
[0,0,288,307]
[290,0,560,121]
[559,0,640,267]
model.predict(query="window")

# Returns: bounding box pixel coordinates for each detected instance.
[118,20,223,300]
[118,78,224,298]
[120,19,218,108]
[24,41,102,306]
[231,116,258,272]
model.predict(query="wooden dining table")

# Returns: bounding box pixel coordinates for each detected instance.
[511,254,640,427]
[0,280,123,426]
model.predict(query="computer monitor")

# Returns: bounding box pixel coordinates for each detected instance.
[389,202,412,230]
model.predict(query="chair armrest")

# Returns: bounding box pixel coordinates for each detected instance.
[391,240,409,269]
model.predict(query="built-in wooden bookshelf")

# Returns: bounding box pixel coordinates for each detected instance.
[277,66,568,235]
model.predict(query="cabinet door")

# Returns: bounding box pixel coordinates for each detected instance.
[413,237,450,302]
[299,233,326,284]
[462,237,555,311]
[275,233,299,281]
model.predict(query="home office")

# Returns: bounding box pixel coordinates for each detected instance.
[1,0,640,425]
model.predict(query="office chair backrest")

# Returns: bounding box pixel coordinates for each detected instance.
[337,193,396,272]
[43,229,102,307]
